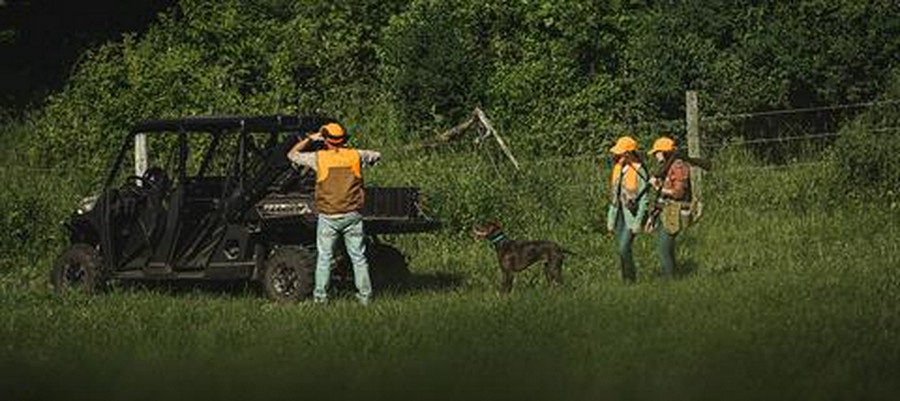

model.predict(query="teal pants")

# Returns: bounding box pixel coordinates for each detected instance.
[614,211,636,282]
[658,226,677,278]
[314,212,372,304]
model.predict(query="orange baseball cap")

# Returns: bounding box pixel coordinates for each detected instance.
[320,123,347,144]
[648,136,676,155]
[610,136,638,155]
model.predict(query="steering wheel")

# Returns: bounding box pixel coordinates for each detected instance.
[129,167,171,192]
[124,175,158,193]
[126,174,153,187]
[124,167,168,195]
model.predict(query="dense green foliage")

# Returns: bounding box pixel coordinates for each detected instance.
[830,69,900,201]
[6,0,898,166]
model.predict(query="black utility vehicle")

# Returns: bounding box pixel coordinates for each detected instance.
[51,115,438,300]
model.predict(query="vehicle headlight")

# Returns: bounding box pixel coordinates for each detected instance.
[77,195,99,215]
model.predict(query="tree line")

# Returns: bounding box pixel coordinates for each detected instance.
[3,0,899,172]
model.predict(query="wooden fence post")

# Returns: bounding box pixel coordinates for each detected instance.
[686,90,703,218]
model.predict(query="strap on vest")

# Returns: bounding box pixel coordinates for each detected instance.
[616,164,648,214]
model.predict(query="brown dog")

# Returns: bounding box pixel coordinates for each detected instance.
[473,221,568,292]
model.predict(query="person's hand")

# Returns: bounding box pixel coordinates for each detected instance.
[307,132,324,142]
[650,176,661,190]
[643,219,656,234]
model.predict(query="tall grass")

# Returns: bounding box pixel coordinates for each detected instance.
[1,203,898,400]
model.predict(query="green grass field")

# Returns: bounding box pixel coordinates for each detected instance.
[1,155,899,400]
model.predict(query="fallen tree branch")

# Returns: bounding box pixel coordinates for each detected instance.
[414,107,521,172]
[474,107,520,171]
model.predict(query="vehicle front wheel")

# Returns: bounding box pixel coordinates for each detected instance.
[262,245,315,302]
[50,243,106,293]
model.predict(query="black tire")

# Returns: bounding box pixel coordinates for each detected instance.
[368,243,410,291]
[262,245,315,302]
[50,243,106,293]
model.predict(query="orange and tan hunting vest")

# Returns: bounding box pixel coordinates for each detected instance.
[315,148,364,215]
[609,161,642,201]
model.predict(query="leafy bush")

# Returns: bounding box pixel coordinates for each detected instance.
[828,68,900,204]
[378,0,489,136]
[19,0,405,173]
[0,169,90,289]
[624,1,900,117]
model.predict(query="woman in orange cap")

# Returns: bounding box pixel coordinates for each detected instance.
[646,136,692,278]
[606,135,650,282]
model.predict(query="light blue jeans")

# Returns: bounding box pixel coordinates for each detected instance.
[614,210,637,282]
[658,225,677,278]
[314,212,371,304]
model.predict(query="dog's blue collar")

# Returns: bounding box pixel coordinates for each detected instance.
[488,232,507,245]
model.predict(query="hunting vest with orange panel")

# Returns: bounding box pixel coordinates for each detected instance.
[609,161,642,202]
[315,148,364,215]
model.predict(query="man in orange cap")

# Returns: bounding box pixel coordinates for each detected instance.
[606,135,649,282]
[646,136,691,277]
[288,122,381,305]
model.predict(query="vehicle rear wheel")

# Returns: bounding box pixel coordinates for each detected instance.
[50,243,106,293]
[263,245,315,302]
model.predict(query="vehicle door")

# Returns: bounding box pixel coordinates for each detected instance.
[96,132,176,271]
[165,130,242,269]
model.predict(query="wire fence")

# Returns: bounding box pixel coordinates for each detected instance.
[704,132,842,149]
[701,99,900,122]
[361,99,900,206]
[2,99,896,200]
[0,135,868,181]
[706,126,900,149]
[385,160,831,205]
[699,99,898,157]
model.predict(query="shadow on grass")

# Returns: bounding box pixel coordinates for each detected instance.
[111,268,466,300]
[675,259,701,278]
[113,270,465,301]
[113,279,262,298]
[392,271,465,294]
[112,241,464,300]
[331,268,464,297]
[330,242,465,296]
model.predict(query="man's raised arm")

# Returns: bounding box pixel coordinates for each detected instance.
[358,149,381,167]
[287,132,323,168]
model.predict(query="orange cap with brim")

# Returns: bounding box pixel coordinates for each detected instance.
[610,136,638,155]
[648,136,676,155]
[320,123,347,145]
